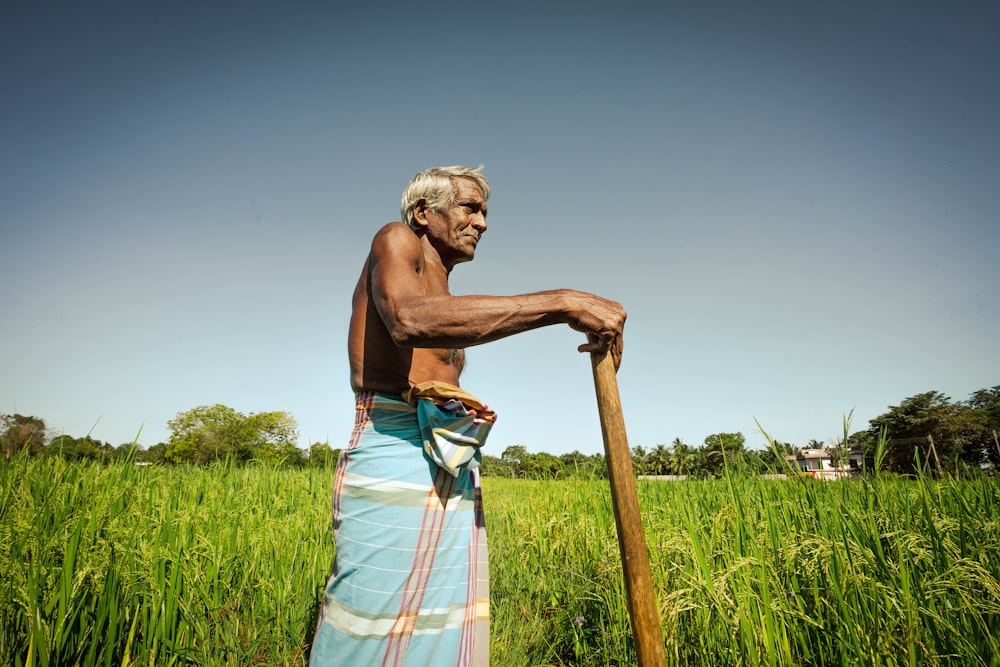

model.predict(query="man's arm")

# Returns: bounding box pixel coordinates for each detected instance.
[370,223,626,365]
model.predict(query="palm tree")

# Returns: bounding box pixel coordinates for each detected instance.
[668,437,692,476]
[631,445,650,475]
[649,443,671,475]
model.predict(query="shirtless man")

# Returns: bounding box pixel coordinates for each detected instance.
[349,169,624,393]
[310,166,626,666]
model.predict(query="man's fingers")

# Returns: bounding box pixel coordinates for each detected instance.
[611,333,623,371]
[579,333,622,371]
[578,314,624,370]
[578,333,600,355]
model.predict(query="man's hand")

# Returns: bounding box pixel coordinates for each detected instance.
[562,291,626,370]
[579,332,624,370]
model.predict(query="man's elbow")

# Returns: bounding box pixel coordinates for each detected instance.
[377,302,424,347]
[386,317,426,348]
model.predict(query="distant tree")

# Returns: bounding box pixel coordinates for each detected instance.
[742,449,771,475]
[969,386,1000,428]
[46,435,112,462]
[703,432,746,476]
[141,442,170,464]
[667,438,695,476]
[309,442,339,468]
[501,445,529,478]
[245,411,300,462]
[756,440,798,471]
[166,404,241,463]
[166,405,299,464]
[586,452,608,479]
[559,450,606,479]
[776,442,800,456]
[630,445,650,475]
[479,453,513,477]
[272,442,307,467]
[645,444,671,476]
[968,386,1000,468]
[849,430,875,452]
[685,447,714,479]
[112,442,143,462]
[1,414,47,459]
[826,440,852,472]
[704,432,746,453]
[559,450,589,473]
[524,451,564,480]
[867,391,983,474]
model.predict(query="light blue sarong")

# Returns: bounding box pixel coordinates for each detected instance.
[310,389,493,666]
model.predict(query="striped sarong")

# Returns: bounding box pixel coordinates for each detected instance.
[310,389,493,666]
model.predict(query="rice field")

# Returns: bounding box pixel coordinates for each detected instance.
[2,454,999,666]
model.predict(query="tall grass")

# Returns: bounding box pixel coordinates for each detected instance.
[0,453,333,666]
[2,453,999,665]
[486,473,1000,666]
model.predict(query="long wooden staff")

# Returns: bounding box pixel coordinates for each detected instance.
[590,346,666,666]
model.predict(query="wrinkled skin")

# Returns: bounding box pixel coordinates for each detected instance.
[348,177,626,394]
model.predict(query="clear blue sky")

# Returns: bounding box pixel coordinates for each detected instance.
[2,1,997,456]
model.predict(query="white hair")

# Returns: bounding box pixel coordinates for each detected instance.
[400,165,491,231]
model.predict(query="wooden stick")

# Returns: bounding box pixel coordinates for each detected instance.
[927,433,943,476]
[590,348,666,666]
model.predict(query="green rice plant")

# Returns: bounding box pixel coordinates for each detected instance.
[2,453,999,666]
[0,454,335,666]
[483,463,1000,666]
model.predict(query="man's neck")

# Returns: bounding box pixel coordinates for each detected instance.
[421,238,453,276]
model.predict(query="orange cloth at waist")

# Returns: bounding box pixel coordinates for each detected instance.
[402,380,489,413]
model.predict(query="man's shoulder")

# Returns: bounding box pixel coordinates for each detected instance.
[370,221,422,264]
[372,221,418,248]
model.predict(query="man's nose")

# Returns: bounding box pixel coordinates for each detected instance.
[471,214,487,231]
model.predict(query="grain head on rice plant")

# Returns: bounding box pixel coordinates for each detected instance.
[2,452,999,665]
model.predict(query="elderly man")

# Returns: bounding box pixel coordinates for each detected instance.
[310,166,625,666]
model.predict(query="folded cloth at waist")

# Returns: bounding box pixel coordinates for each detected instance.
[401,381,497,477]
[402,380,490,412]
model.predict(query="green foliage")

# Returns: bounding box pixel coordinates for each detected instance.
[704,432,746,453]
[968,387,1000,468]
[492,445,607,480]
[45,435,112,462]
[560,450,608,480]
[631,445,650,474]
[868,388,1000,474]
[166,404,299,465]
[524,451,564,479]
[141,442,170,464]
[479,453,514,478]
[1,414,47,459]
[702,433,748,477]
[308,442,339,468]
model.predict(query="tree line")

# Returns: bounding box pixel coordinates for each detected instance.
[3,386,998,478]
[0,405,340,469]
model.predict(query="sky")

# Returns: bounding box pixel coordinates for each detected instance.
[2,1,998,457]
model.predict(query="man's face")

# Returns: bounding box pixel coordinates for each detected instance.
[422,177,488,268]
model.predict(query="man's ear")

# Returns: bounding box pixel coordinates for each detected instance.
[412,198,431,229]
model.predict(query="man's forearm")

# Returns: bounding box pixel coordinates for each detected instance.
[381,290,575,349]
